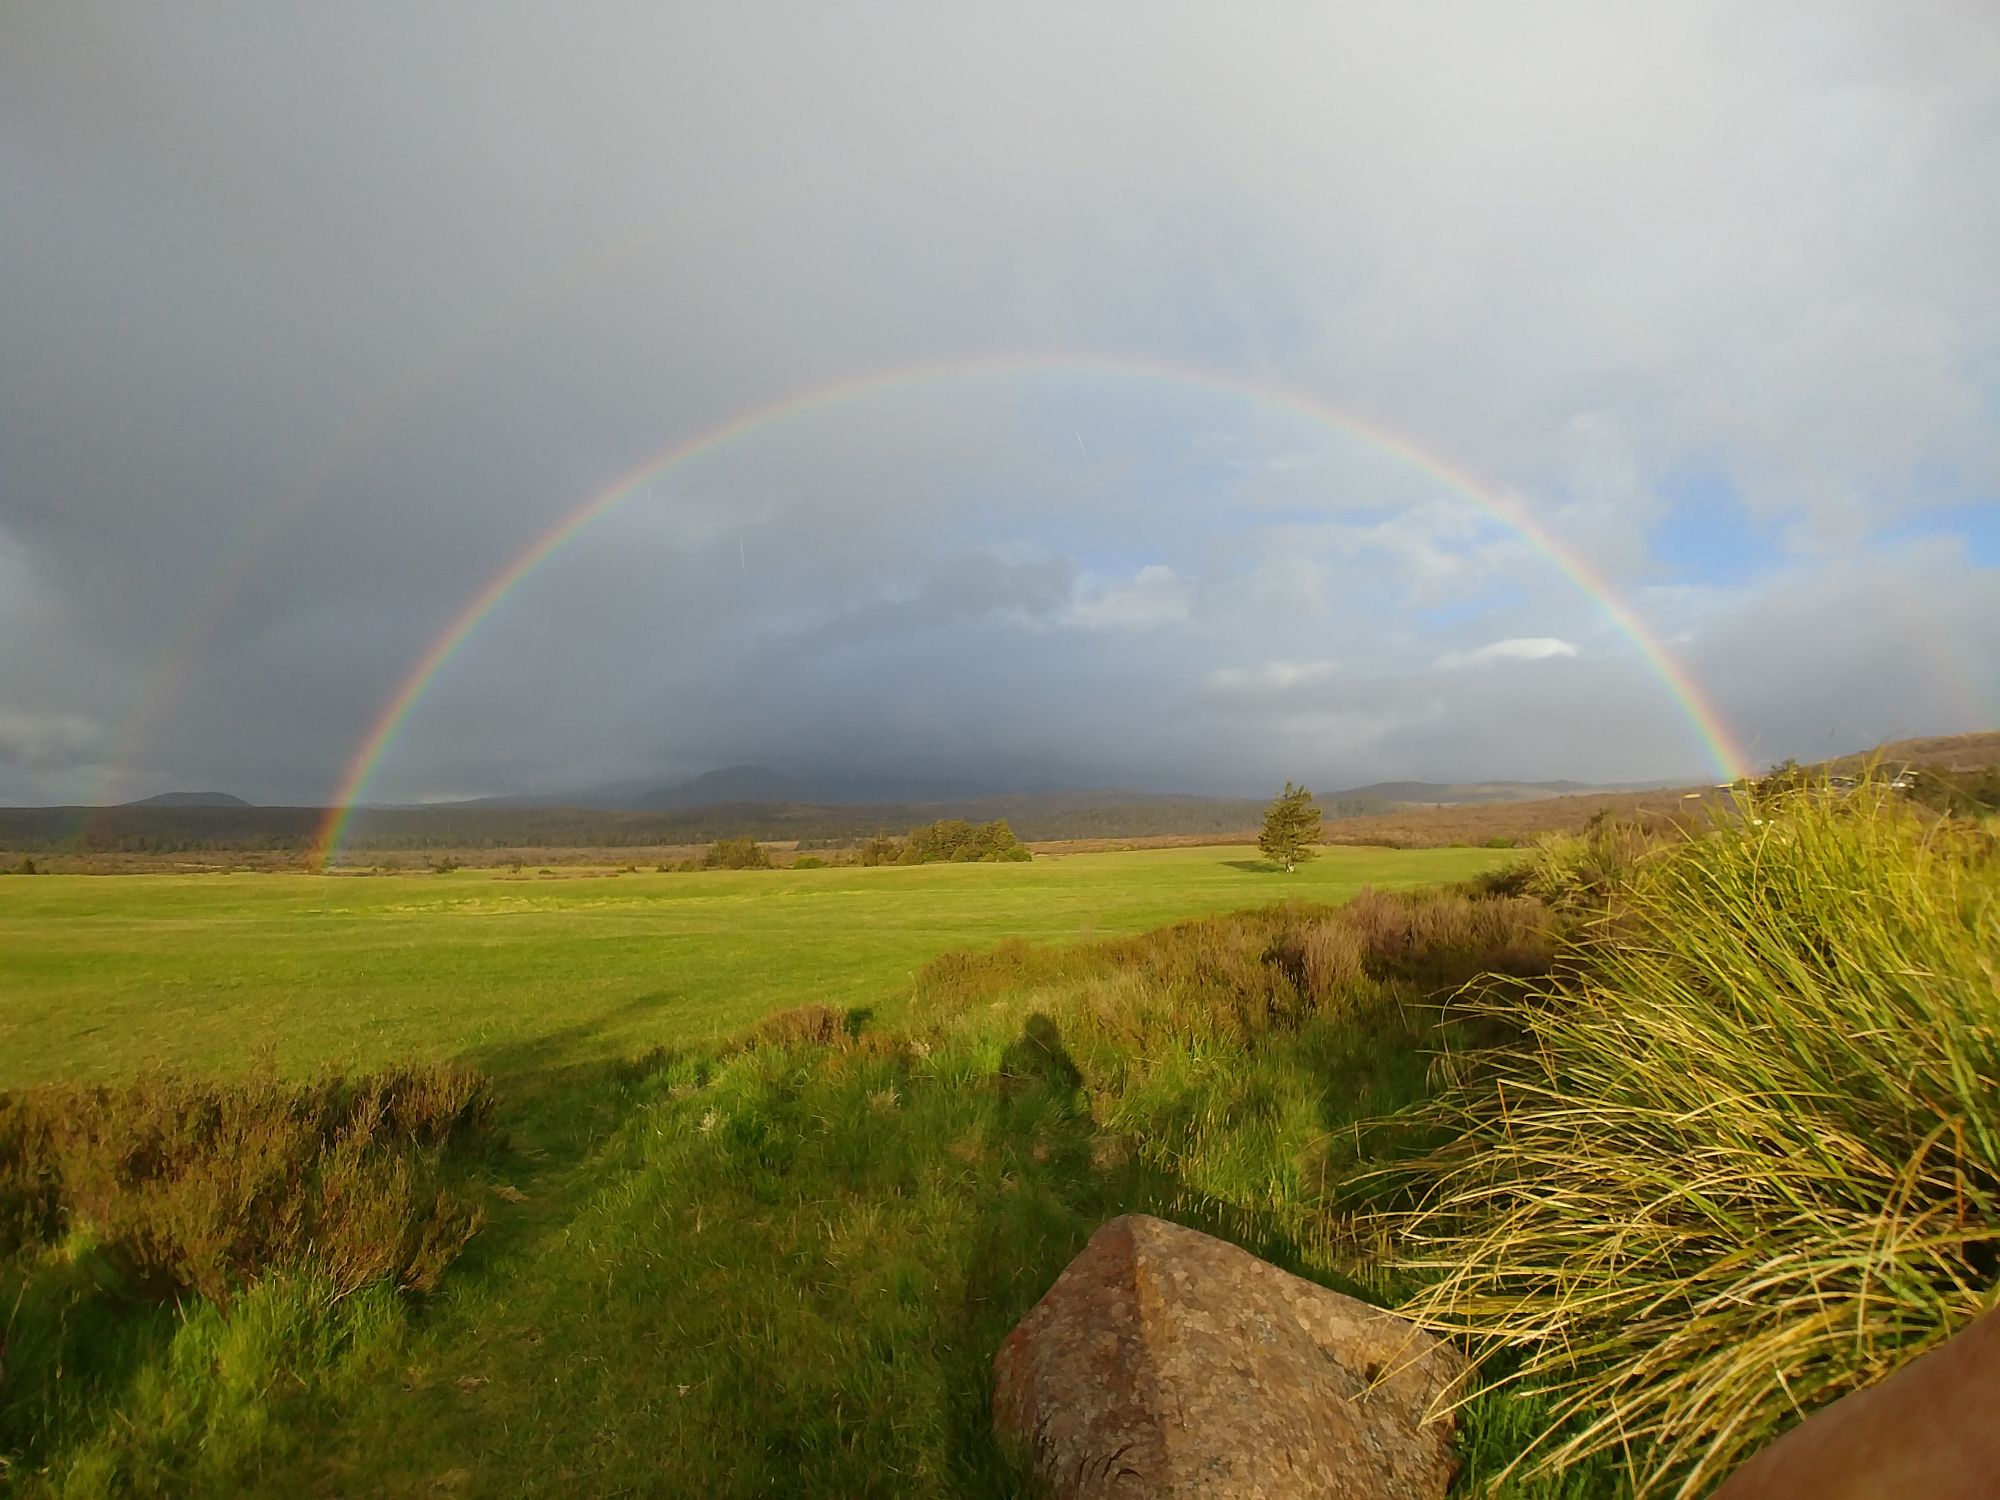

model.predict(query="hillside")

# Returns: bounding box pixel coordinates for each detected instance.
[9,731,1991,861]
[0,793,1283,857]
[121,790,251,808]
[1331,777,1674,805]
[1823,729,2000,774]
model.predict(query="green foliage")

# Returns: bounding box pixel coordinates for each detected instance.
[1257,781,1322,871]
[1908,763,2000,817]
[701,835,773,870]
[0,1257,415,1494]
[745,1002,849,1049]
[855,833,903,866]
[0,1064,493,1303]
[1382,787,2000,1495]
[0,1065,494,1481]
[858,818,1032,866]
[790,854,825,869]
[1516,814,1663,910]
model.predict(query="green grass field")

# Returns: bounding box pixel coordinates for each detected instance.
[14,806,1979,1497]
[5,844,1532,1497]
[1,845,1507,1087]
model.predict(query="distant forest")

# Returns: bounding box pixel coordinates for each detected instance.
[0,793,1391,854]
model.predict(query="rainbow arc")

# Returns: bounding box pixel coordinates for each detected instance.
[312,355,1753,866]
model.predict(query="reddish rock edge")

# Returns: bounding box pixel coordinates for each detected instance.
[993,1214,1468,1498]
[1707,1307,2000,1500]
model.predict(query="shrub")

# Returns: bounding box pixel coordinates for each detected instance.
[868,819,1031,866]
[1263,889,1555,1009]
[1381,787,2000,1495]
[791,855,825,870]
[1518,814,1662,910]
[701,836,772,870]
[0,1064,494,1306]
[855,835,903,866]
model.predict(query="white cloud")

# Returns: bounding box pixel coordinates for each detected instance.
[1203,658,1341,698]
[1065,565,1191,630]
[1434,638,1581,670]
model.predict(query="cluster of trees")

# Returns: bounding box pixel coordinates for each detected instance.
[701,836,774,870]
[855,818,1032,866]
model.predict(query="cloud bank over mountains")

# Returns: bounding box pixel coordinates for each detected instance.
[1,2,1994,804]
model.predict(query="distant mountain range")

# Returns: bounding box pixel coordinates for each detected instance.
[7,731,1991,857]
[1336,778,1686,805]
[442,764,1688,814]
[122,791,252,808]
[40,731,1999,827]
[93,767,1681,817]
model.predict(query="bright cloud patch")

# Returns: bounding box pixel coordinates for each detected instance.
[1065,565,1191,630]
[1203,659,1341,698]
[1434,637,1580,670]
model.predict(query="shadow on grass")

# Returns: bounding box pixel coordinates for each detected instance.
[1222,858,1285,874]
[5,988,1458,1494]
[0,1248,181,1473]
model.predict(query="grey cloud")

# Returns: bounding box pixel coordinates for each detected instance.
[1,3,1995,804]
[0,707,99,767]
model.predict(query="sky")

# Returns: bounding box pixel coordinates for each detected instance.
[2,1,1996,806]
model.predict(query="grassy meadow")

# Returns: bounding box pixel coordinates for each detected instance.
[3,797,1994,1497]
[0,844,1505,1086]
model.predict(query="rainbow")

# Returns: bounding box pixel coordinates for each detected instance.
[312,354,1753,865]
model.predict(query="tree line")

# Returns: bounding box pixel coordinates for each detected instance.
[2,794,1385,854]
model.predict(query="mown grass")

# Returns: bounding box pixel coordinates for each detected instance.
[0,844,1509,1087]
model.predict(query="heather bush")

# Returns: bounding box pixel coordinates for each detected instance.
[0,1063,493,1305]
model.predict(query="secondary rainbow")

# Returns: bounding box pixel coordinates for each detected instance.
[312,354,1753,865]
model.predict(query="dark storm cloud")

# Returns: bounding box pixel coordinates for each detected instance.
[2,2,1995,805]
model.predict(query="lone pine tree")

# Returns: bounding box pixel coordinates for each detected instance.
[1258,782,1322,872]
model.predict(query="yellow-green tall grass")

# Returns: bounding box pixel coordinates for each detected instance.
[1385,786,2000,1495]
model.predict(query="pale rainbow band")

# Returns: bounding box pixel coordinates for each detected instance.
[312,354,1753,865]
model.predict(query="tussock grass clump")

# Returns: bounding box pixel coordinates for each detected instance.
[1384,788,2000,1496]
[1513,815,1667,910]
[746,1002,850,1049]
[0,1063,494,1304]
